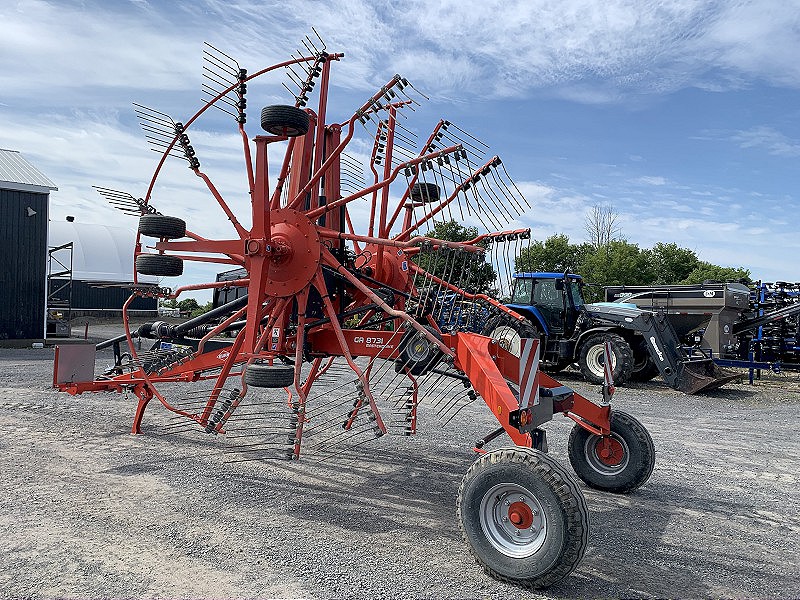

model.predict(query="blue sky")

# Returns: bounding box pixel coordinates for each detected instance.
[2,0,799,299]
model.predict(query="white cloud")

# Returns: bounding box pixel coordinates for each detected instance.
[1,0,799,297]
[635,175,668,186]
[731,126,800,156]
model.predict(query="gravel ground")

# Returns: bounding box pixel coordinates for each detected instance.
[1,333,799,599]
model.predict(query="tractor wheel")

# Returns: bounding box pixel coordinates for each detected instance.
[260,105,310,137]
[395,325,443,376]
[482,316,539,357]
[135,254,184,277]
[577,333,634,385]
[138,214,186,239]
[410,182,440,203]
[244,363,295,388]
[630,339,660,382]
[457,447,589,589]
[567,410,655,493]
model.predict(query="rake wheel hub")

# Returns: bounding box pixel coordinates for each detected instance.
[262,207,321,298]
[363,244,411,294]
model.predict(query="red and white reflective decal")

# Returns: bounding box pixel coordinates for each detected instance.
[519,338,540,407]
[603,341,615,386]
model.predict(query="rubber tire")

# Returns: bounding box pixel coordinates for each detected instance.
[138,215,186,239]
[457,447,589,589]
[135,254,183,277]
[244,363,295,388]
[261,105,310,137]
[630,339,660,382]
[410,182,440,203]
[577,332,634,385]
[567,410,655,493]
[482,316,539,357]
[396,325,443,376]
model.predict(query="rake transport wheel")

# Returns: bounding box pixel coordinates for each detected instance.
[577,332,634,385]
[260,105,310,136]
[244,363,296,388]
[396,325,444,375]
[138,214,186,239]
[135,253,184,277]
[567,410,655,493]
[410,182,440,203]
[458,447,589,589]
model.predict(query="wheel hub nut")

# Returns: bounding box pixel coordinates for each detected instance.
[507,501,534,529]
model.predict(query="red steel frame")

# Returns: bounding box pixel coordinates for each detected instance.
[54,50,612,455]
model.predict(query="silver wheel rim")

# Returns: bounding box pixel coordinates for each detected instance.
[490,326,522,356]
[479,483,547,558]
[585,344,616,378]
[583,433,630,474]
[407,334,431,361]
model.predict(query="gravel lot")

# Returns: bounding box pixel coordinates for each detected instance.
[1,332,799,599]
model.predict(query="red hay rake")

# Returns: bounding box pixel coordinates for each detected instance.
[54,35,655,590]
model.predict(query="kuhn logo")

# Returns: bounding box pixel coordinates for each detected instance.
[217,350,231,360]
[649,336,664,362]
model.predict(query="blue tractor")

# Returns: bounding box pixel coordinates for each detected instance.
[482,272,737,392]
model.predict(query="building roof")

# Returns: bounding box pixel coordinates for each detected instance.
[48,220,157,283]
[0,149,57,193]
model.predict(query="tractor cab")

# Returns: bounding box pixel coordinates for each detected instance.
[506,272,585,337]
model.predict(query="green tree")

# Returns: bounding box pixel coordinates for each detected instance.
[580,240,656,301]
[679,262,751,285]
[415,220,497,294]
[177,298,200,314]
[647,242,699,284]
[515,234,590,273]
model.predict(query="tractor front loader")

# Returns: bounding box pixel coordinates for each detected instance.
[482,272,739,393]
[52,36,655,590]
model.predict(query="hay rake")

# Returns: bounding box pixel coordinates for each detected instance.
[53,35,655,590]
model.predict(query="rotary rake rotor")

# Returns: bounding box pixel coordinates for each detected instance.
[53,34,655,590]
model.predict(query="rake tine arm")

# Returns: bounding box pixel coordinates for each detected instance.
[407,262,524,320]
[142,54,331,203]
[306,145,463,220]
[385,119,449,232]
[316,227,484,254]
[395,155,500,240]
[289,74,407,211]
[311,270,385,434]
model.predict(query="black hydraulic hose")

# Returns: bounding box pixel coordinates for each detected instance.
[95,295,251,349]
[96,332,137,350]
[136,294,251,340]
[173,294,249,336]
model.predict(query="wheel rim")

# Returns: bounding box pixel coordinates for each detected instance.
[583,434,629,474]
[479,483,547,558]
[490,326,522,356]
[585,344,616,378]
[407,335,431,362]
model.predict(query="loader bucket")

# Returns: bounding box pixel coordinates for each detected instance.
[674,359,741,394]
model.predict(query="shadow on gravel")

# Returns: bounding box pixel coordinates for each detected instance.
[211,445,470,540]
[700,386,760,400]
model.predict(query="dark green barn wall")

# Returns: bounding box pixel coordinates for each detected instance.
[0,189,48,339]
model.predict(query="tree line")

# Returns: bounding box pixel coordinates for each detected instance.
[516,234,750,301]
[423,205,750,301]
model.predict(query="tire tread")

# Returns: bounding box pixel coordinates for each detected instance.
[457,447,589,589]
[567,410,655,493]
